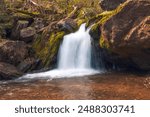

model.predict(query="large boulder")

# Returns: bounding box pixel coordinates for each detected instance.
[99,0,127,11]
[101,0,150,70]
[0,62,22,80]
[0,39,29,66]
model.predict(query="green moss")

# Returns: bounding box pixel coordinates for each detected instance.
[76,19,86,27]
[100,34,109,48]
[33,31,65,67]
[90,23,99,33]
[90,1,129,48]
[13,13,33,20]
[81,8,97,19]
[44,31,65,66]
[15,9,40,17]
[89,23,101,41]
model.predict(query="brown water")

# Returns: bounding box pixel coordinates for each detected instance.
[0,73,150,100]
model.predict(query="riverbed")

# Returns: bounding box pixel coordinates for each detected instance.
[0,73,150,100]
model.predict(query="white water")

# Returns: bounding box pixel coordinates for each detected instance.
[20,24,99,79]
[58,23,91,69]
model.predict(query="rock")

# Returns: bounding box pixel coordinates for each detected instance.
[11,20,36,43]
[99,0,126,11]
[20,27,36,43]
[0,39,29,66]
[101,0,150,70]
[57,18,78,32]
[17,57,41,73]
[0,11,13,38]
[34,18,45,31]
[11,20,29,40]
[81,8,98,19]
[0,62,22,80]
[0,0,5,12]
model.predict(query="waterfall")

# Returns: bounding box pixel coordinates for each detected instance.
[58,23,91,69]
[20,24,100,79]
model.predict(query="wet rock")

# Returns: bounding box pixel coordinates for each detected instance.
[20,27,36,43]
[0,62,22,80]
[99,0,126,11]
[0,39,29,66]
[18,57,41,73]
[101,0,150,70]
[57,18,77,32]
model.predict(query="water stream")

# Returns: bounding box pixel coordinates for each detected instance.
[1,24,150,100]
[20,24,100,79]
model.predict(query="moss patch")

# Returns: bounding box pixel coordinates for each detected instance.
[13,13,33,20]
[33,31,65,67]
[89,1,129,49]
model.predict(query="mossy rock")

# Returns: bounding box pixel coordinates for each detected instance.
[0,13,11,23]
[33,31,65,67]
[81,8,98,19]
[13,13,33,21]
[5,0,24,9]
[100,1,129,48]
[76,19,86,27]
[89,1,129,49]
[89,23,101,42]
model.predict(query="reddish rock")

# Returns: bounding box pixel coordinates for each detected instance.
[101,0,150,70]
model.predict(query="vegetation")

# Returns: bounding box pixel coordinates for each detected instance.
[0,0,128,68]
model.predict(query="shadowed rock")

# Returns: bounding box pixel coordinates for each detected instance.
[0,62,22,80]
[99,0,126,11]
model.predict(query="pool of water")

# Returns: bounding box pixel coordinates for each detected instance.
[0,73,150,100]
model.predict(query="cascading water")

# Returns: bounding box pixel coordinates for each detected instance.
[58,23,91,69]
[20,24,100,79]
